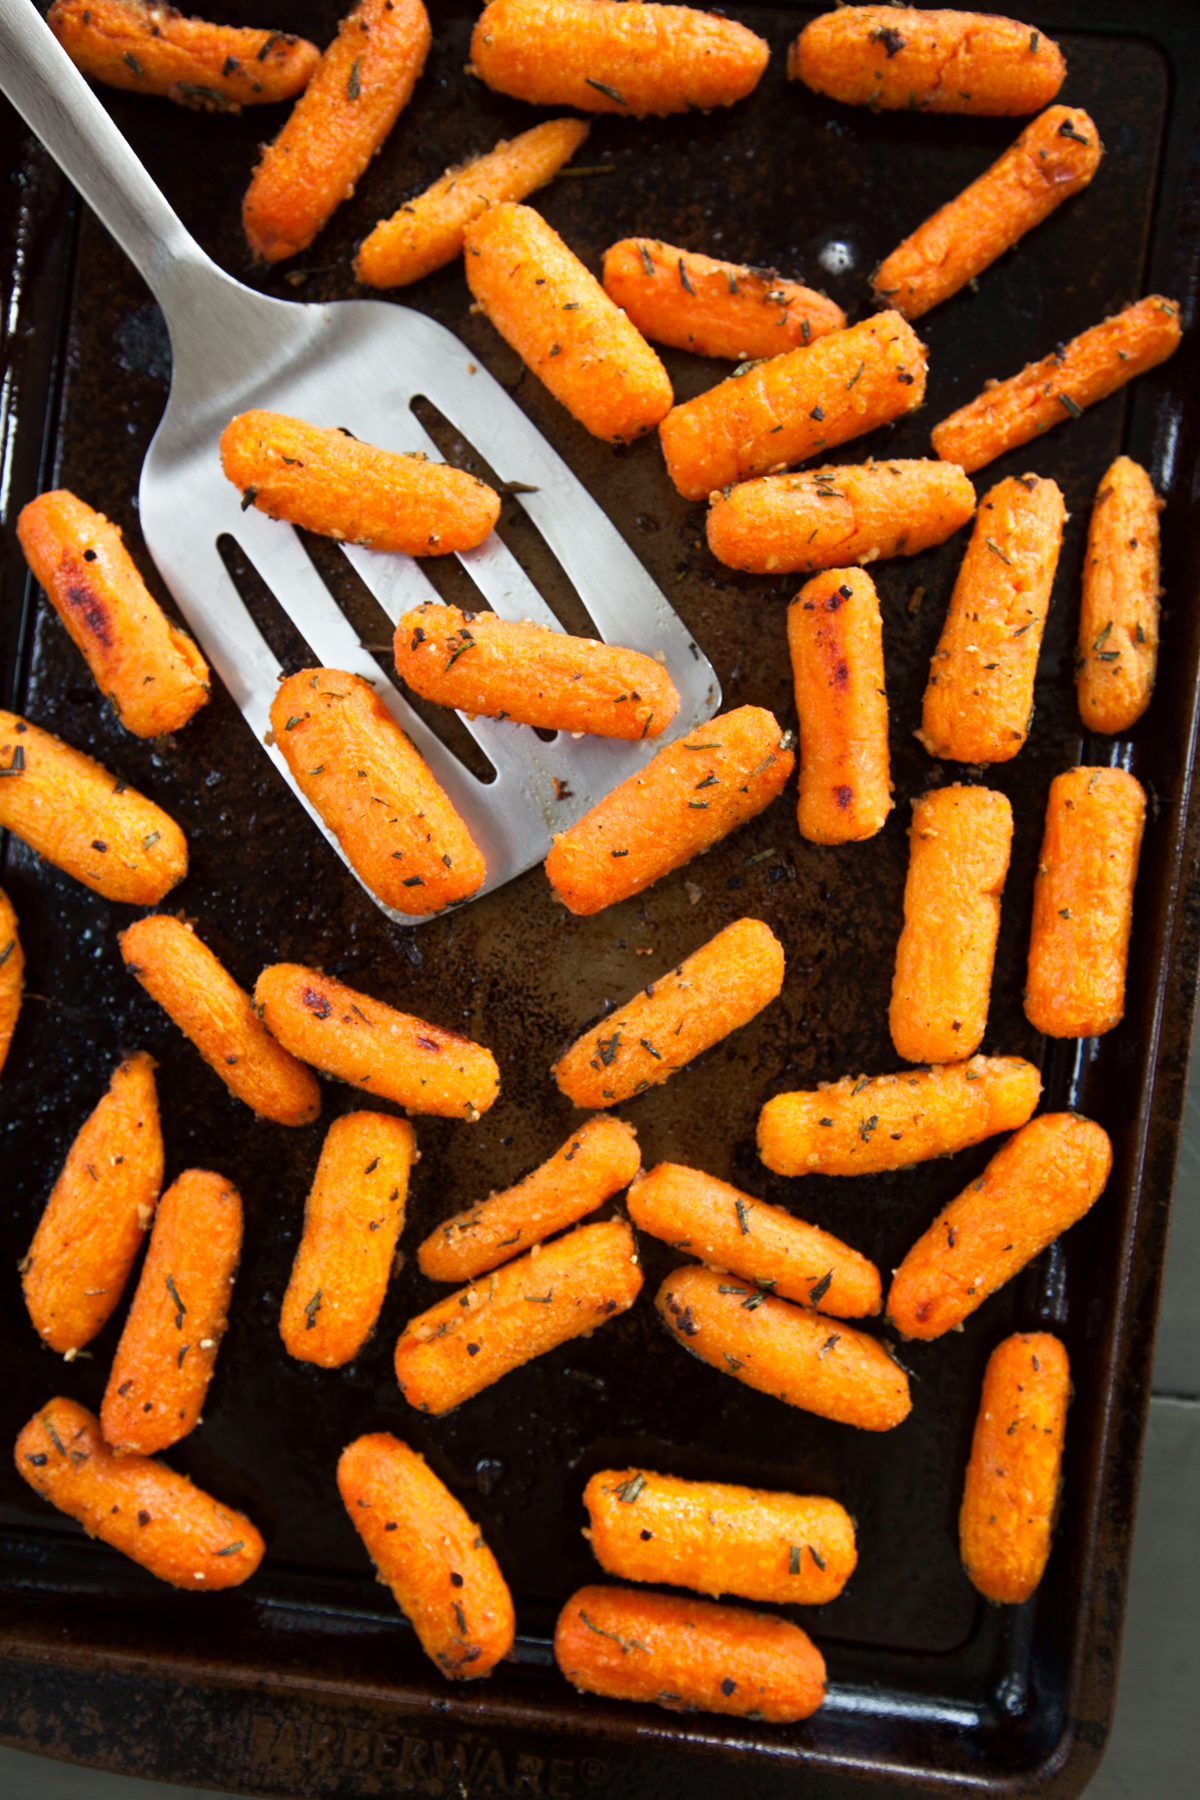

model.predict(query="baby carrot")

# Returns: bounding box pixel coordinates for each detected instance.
[931,296,1182,474]
[555,1585,825,1723]
[708,458,976,575]
[657,1264,911,1431]
[545,706,795,916]
[395,1219,642,1415]
[243,0,432,263]
[418,1116,640,1284]
[392,602,679,740]
[464,203,673,445]
[1076,457,1163,734]
[0,712,186,905]
[270,669,486,915]
[1024,767,1146,1038]
[583,1468,856,1605]
[100,1169,242,1456]
[254,963,500,1121]
[659,311,927,501]
[16,1397,263,1591]
[918,474,1065,765]
[602,240,845,361]
[355,117,589,288]
[469,0,769,117]
[338,1434,514,1678]
[628,1162,881,1319]
[790,9,1065,115]
[119,915,320,1127]
[48,0,319,112]
[890,785,1013,1063]
[280,1112,414,1366]
[22,1052,163,1354]
[553,919,785,1110]
[789,567,891,845]
[0,887,23,1080]
[959,1333,1071,1604]
[757,1054,1042,1179]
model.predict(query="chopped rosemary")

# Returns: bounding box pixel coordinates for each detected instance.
[165,1275,186,1324]
[585,78,627,105]
[639,243,655,277]
[678,257,695,295]
[304,1288,323,1329]
[985,537,1012,565]
[347,60,362,99]
[616,1472,646,1504]
[735,1199,751,1235]
[808,1270,833,1306]
[1059,392,1084,419]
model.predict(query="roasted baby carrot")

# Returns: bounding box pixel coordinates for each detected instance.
[657,1264,911,1431]
[790,8,1065,115]
[545,706,794,916]
[789,567,891,845]
[243,0,431,262]
[419,1116,639,1284]
[392,602,679,740]
[0,712,186,904]
[889,785,1013,1063]
[918,474,1065,764]
[280,1112,414,1366]
[1024,767,1146,1038]
[16,1397,263,1591]
[469,0,769,117]
[959,1333,1070,1604]
[628,1162,881,1319]
[254,963,500,1121]
[602,240,845,361]
[887,1113,1111,1341]
[119,915,320,1127]
[1076,457,1163,734]
[659,311,927,501]
[757,1054,1042,1179]
[100,1169,242,1456]
[269,669,486,915]
[339,1434,514,1678]
[583,1468,856,1605]
[395,1218,642,1414]
[48,0,319,112]
[22,1052,163,1354]
[464,203,673,445]
[555,1585,825,1722]
[708,458,976,575]
[554,919,785,1110]
[355,117,590,288]
[931,296,1182,473]
[0,887,23,1080]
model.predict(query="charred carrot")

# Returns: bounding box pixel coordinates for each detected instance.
[628,1162,881,1319]
[659,310,927,501]
[418,1116,640,1284]
[15,1397,263,1591]
[545,706,794,916]
[1024,767,1146,1038]
[554,919,785,1110]
[469,0,769,117]
[100,1169,242,1455]
[339,1434,514,1677]
[464,203,673,445]
[0,712,186,904]
[280,1113,414,1366]
[356,117,590,288]
[395,1219,642,1415]
[583,1468,856,1605]
[789,567,891,845]
[790,9,1065,115]
[918,474,1065,764]
[931,296,1182,473]
[22,1052,163,1354]
[254,963,500,1121]
[959,1333,1071,1604]
[757,1054,1042,1179]
[0,888,23,1080]
[1076,458,1163,733]
[392,602,679,740]
[270,669,486,915]
[602,240,845,361]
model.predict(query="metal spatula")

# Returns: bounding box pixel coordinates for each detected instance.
[0,0,719,925]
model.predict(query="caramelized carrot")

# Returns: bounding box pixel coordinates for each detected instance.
[602,240,845,361]
[789,567,891,845]
[1076,457,1163,734]
[0,887,23,1080]
[790,8,1065,115]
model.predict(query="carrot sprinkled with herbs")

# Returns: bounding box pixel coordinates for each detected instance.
[602,239,844,361]
[0,888,23,1081]
[789,567,891,845]
[790,8,1066,115]
[1076,457,1163,734]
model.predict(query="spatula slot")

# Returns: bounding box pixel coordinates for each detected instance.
[216,534,314,676]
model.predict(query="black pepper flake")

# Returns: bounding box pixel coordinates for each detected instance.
[720,1677,737,1696]
[872,26,906,56]
[810,405,825,422]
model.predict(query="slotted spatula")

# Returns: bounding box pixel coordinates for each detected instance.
[0,0,720,925]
